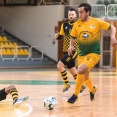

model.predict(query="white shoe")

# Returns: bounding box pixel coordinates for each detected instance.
[13,96,29,107]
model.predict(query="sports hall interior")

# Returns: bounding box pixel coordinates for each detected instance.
[0,0,117,117]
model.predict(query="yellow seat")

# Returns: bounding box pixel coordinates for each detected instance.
[2,36,8,42]
[6,49,12,55]
[0,36,3,41]
[17,49,21,55]
[24,49,29,55]
[13,42,18,47]
[8,42,14,48]
[17,49,28,55]
[9,42,13,46]
[0,42,4,47]
[4,42,9,48]
[20,49,25,55]
[4,42,8,45]
[11,49,15,55]
[2,49,7,55]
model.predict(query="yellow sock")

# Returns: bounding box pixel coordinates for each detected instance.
[84,77,94,92]
[10,88,18,102]
[74,74,85,95]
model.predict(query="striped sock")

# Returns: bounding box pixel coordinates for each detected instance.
[10,88,18,102]
[61,70,69,84]
[73,74,77,80]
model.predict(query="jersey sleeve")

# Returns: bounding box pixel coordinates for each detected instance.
[70,23,77,38]
[59,24,65,35]
[97,18,111,30]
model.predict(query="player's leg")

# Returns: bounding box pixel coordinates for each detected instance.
[67,53,100,103]
[5,85,29,107]
[57,52,70,92]
[83,53,100,101]
[68,62,86,94]
[5,85,18,102]
[67,51,86,94]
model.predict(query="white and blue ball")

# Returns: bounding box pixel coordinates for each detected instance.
[44,96,57,110]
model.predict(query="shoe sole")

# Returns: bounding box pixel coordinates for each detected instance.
[14,96,29,107]
[78,92,83,95]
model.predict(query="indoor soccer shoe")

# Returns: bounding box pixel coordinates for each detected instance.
[67,94,78,104]
[13,96,29,107]
[62,84,70,92]
[79,84,86,94]
[90,85,98,101]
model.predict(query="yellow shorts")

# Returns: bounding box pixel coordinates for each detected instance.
[77,53,100,71]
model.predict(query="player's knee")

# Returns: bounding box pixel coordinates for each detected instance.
[77,68,85,74]
[77,66,88,74]
[69,67,77,75]
[57,62,61,70]
[57,61,63,70]
[77,64,88,74]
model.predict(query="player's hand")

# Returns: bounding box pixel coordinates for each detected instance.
[55,32,59,39]
[68,47,73,56]
[111,38,117,47]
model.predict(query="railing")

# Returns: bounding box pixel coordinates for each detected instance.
[16,46,30,61]
[1,45,15,61]
[64,4,117,20]
[31,46,43,61]
[64,5,106,19]
[91,5,106,19]
[0,45,43,61]
[41,0,68,5]
[107,4,117,19]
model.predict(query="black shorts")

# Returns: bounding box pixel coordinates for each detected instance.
[60,50,78,69]
[0,88,7,101]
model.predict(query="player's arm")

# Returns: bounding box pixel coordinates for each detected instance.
[110,25,117,46]
[55,32,63,40]
[68,23,77,56]
[98,19,117,47]
[54,24,64,40]
[68,36,76,56]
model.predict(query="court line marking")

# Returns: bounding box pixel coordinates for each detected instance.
[19,103,33,117]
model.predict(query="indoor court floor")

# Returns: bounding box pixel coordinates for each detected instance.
[0,68,117,117]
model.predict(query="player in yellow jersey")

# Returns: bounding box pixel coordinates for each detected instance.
[67,3,117,103]
[0,85,29,107]
[54,8,85,93]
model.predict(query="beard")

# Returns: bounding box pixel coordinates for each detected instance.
[69,18,75,23]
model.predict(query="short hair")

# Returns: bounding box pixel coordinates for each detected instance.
[78,3,91,15]
[69,8,77,13]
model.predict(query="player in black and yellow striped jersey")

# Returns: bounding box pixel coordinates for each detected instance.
[67,3,117,104]
[55,8,85,92]
[0,85,29,107]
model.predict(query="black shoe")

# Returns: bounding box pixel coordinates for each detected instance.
[90,85,98,101]
[79,84,86,94]
[67,94,78,104]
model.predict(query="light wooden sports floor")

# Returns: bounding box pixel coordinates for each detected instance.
[0,68,117,117]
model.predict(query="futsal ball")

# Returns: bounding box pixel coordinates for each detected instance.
[44,96,57,110]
